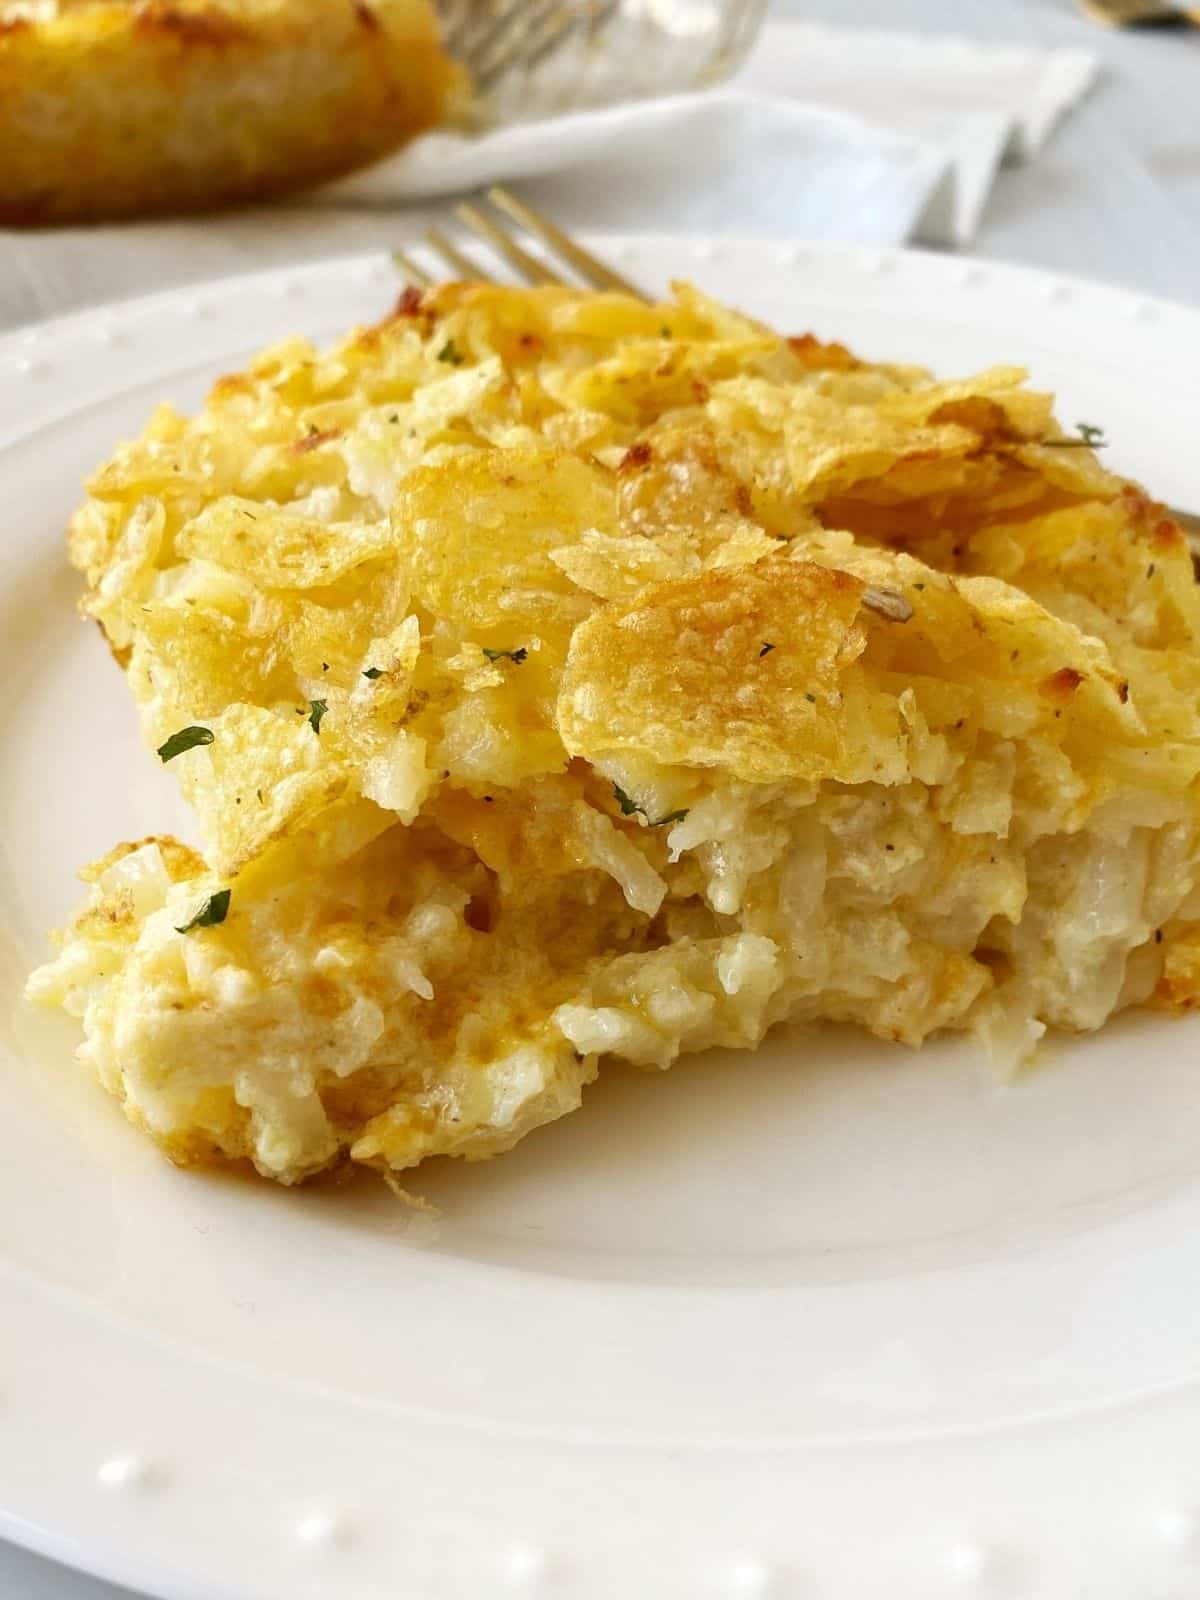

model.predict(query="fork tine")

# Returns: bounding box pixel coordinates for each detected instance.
[584,0,621,37]
[440,0,495,54]
[485,186,646,299]
[454,201,566,287]
[500,2,580,77]
[424,226,494,283]
[392,247,434,288]
[449,0,531,70]
[435,0,473,52]
[474,1,579,88]
[468,0,562,74]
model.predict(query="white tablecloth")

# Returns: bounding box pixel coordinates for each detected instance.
[4,0,1198,1594]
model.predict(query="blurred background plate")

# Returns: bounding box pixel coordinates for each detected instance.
[3,237,1200,1600]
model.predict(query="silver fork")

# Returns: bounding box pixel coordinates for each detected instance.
[394,186,1200,553]
[436,0,768,122]
[394,184,645,298]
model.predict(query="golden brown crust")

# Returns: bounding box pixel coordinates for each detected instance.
[0,0,459,224]
[79,832,205,883]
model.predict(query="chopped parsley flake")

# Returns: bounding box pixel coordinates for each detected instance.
[805,693,817,704]
[307,699,328,734]
[482,647,528,664]
[612,784,689,827]
[759,642,775,657]
[157,725,214,763]
[362,666,384,680]
[1045,421,1108,449]
[613,784,641,816]
[321,662,329,673]
[437,339,464,366]
[175,888,231,934]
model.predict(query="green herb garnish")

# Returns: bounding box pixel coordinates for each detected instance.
[613,784,641,816]
[482,647,528,665]
[157,725,214,763]
[759,642,775,657]
[437,339,464,366]
[307,699,328,734]
[612,784,688,827]
[362,666,384,680]
[175,888,231,935]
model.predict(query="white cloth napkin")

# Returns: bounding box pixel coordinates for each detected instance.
[0,19,1096,334]
[740,21,1099,243]
[331,91,951,245]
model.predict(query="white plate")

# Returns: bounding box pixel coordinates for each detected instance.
[3,238,1200,1600]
